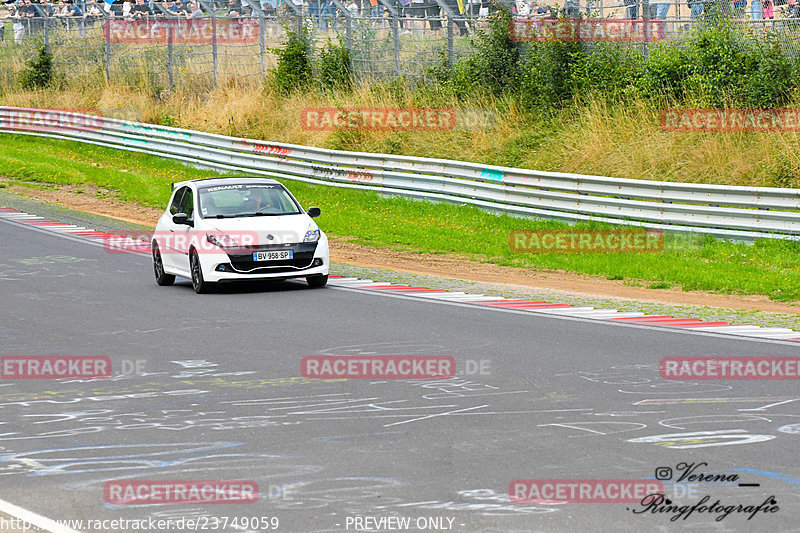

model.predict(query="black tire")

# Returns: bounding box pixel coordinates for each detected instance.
[152,242,175,286]
[190,250,214,294]
[306,274,328,288]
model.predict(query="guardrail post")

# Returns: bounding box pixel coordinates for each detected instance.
[168,25,175,90]
[391,11,400,76]
[641,0,650,58]
[377,0,400,77]
[43,17,49,55]
[243,0,268,78]
[346,10,353,54]
[260,15,267,77]
[446,16,453,68]
[105,36,111,83]
[211,19,218,88]
[99,3,112,82]
[198,0,218,87]
[330,0,353,57]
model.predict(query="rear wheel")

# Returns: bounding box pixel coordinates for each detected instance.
[307,274,328,288]
[152,242,175,286]
[190,250,214,294]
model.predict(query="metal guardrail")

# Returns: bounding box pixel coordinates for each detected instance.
[2,106,800,241]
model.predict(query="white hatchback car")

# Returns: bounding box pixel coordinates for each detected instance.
[152,177,329,293]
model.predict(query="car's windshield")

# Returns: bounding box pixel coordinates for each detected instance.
[197,183,301,218]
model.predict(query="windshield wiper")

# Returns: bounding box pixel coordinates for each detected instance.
[225,211,299,218]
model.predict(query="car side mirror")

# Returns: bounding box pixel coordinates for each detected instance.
[173,213,193,226]
[307,206,321,218]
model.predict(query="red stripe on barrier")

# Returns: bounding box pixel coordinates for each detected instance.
[378,287,433,292]
[512,303,573,309]
[668,322,732,328]
[389,289,448,293]
[475,300,547,306]
[611,316,673,322]
[487,302,552,307]
[633,319,704,325]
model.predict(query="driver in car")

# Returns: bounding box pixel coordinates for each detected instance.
[248,189,274,213]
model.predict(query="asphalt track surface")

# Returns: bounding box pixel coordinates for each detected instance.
[1,215,799,533]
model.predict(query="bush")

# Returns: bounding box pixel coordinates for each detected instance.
[569,43,645,102]
[272,27,313,95]
[738,38,796,108]
[640,42,692,102]
[643,23,796,107]
[283,9,796,110]
[437,4,521,97]
[19,43,54,90]
[316,38,353,92]
[518,38,587,109]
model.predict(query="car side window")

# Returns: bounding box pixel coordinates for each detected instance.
[169,187,187,215]
[179,188,194,219]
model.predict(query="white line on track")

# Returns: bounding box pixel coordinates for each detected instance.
[0,497,82,533]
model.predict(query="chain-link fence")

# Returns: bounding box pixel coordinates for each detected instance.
[0,0,487,88]
[2,0,800,88]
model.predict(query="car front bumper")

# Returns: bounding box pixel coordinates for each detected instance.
[198,235,330,283]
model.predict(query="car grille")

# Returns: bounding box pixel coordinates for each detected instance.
[225,243,318,273]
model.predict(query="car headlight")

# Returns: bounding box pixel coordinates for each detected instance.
[206,233,240,248]
[304,229,320,243]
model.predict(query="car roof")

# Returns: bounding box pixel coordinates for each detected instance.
[193,177,281,188]
[172,176,282,191]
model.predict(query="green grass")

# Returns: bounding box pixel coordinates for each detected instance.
[2,133,800,302]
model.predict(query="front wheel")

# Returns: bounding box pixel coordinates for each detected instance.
[153,242,175,286]
[306,274,328,288]
[190,250,214,294]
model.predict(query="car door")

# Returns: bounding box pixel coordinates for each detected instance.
[159,186,186,272]
[172,186,196,275]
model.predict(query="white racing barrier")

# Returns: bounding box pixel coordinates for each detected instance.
[2,106,800,241]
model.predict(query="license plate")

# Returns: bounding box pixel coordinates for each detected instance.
[253,250,293,261]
